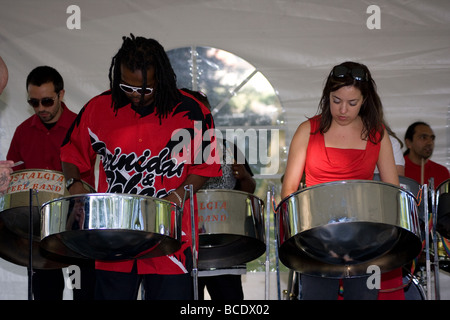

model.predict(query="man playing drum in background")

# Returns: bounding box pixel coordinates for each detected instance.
[403,121,449,187]
[404,121,450,270]
[6,66,94,300]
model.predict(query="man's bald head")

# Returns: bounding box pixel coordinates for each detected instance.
[0,56,9,94]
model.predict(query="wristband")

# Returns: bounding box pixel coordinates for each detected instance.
[172,190,182,206]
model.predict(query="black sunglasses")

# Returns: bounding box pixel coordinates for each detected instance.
[27,95,58,108]
[331,65,368,81]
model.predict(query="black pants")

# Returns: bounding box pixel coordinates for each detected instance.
[198,275,243,300]
[94,266,193,300]
[299,274,378,300]
[32,269,64,300]
[72,261,96,300]
[33,262,96,300]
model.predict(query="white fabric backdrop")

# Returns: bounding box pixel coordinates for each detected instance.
[0,0,449,166]
[0,0,449,299]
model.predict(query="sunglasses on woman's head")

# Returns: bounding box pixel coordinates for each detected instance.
[119,83,153,95]
[27,96,58,108]
[331,65,368,81]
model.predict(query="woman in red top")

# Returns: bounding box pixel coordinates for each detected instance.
[282,61,402,300]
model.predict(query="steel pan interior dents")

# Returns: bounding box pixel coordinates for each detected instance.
[436,179,450,239]
[196,189,265,269]
[40,193,182,261]
[0,169,76,268]
[277,180,422,278]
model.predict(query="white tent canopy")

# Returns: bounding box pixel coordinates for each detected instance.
[0,0,449,167]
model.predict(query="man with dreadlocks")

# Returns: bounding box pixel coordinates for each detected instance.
[61,35,221,300]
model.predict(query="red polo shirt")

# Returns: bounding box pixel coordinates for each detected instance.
[404,155,450,187]
[60,90,221,274]
[7,103,77,172]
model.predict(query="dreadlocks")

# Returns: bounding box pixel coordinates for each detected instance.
[108,34,181,118]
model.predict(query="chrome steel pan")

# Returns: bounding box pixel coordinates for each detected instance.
[373,173,420,196]
[196,189,265,269]
[40,193,181,261]
[0,169,90,268]
[276,180,422,278]
[374,173,423,221]
[436,179,450,239]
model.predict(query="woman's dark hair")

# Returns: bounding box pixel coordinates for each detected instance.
[26,66,64,93]
[108,34,181,117]
[403,121,430,155]
[316,61,384,144]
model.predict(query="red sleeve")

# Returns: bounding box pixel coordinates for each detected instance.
[187,108,222,178]
[60,105,97,177]
[6,124,27,171]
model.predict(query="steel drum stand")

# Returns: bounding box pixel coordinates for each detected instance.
[268,186,282,300]
[27,189,36,301]
[265,189,271,300]
[423,180,441,300]
[273,187,302,301]
[430,179,441,300]
[184,185,199,300]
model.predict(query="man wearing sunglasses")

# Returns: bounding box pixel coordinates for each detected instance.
[7,66,72,172]
[6,66,94,300]
[61,35,221,300]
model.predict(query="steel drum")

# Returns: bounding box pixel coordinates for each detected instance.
[40,193,182,261]
[403,274,426,300]
[436,179,450,239]
[196,189,265,269]
[373,173,420,196]
[277,180,422,278]
[0,169,82,269]
[375,173,425,226]
[374,174,423,221]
